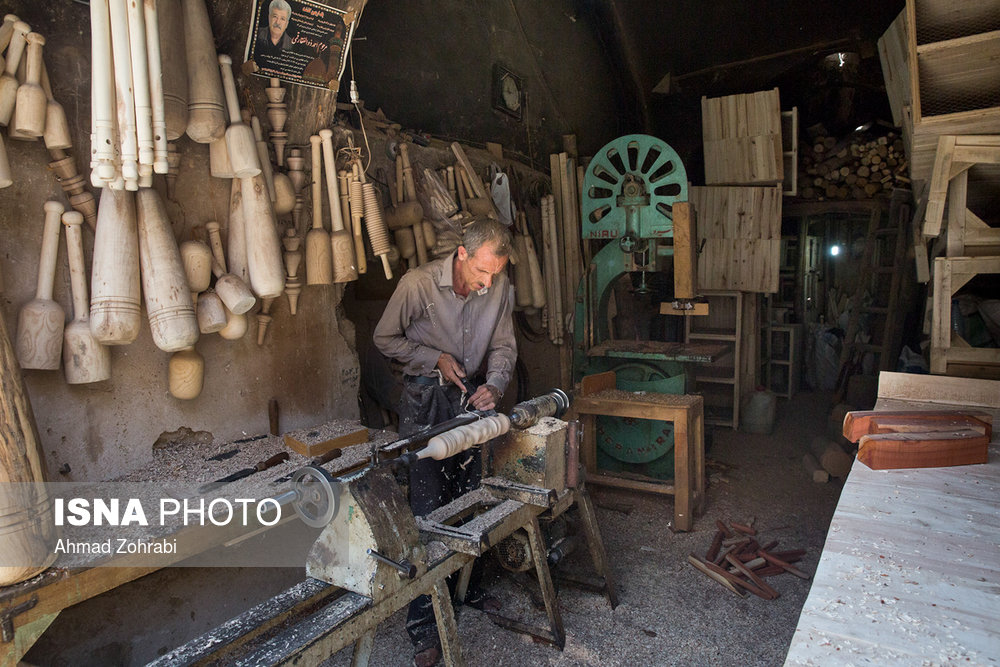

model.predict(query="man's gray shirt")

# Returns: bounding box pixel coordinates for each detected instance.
[373,251,516,394]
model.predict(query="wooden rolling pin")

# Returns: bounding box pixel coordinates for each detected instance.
[62,210,111,384]
[16,201,65,370]
[136,188,199,351]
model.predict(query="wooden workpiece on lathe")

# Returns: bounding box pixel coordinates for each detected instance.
[136,188,199,352]
[16,201,65,370]
[62,210,111,384]
[418,415,511,461]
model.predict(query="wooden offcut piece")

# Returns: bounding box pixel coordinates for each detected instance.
[857,429,989,471]
[844,409,993,443]
[283,426,368,457]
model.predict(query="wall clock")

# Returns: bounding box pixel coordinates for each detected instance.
[492,64,523,120]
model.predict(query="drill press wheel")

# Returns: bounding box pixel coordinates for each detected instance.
[290,465,340,528]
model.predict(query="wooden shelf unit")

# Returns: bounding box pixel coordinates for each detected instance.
[766,323,801,398]
[686,291,742,429]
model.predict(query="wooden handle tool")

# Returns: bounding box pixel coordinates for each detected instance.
[16,200,66,370]
[206,220,256,314]
[305,134,333,285]
[62,211,112,384]
[11,31,46,138]
[320,129,357,283]
[218,55,259,178]
[181,0,225,142]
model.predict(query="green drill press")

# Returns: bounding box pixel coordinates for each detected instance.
[573,134,726,480]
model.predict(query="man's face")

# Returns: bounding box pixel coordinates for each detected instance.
[268,8,289,43]
[455,242,508,296]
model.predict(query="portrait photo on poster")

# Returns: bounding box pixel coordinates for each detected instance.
[244,0,355,91]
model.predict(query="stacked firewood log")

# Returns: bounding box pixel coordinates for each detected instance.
[798,124,909,201]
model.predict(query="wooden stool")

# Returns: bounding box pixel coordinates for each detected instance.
[568,371,706,531]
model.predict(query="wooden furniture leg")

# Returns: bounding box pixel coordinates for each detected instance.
[454,561,474,604]
[431,578,464,667]
[351,629,376,667]
[526,516,565,649]
[575,489,619,608]
[673,411,692,531]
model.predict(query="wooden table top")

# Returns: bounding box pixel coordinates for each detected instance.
[784,400,1000,665]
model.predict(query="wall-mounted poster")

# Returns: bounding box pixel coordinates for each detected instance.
[243,0,362,91]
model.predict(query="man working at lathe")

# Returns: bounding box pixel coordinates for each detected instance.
[373,219,515,667]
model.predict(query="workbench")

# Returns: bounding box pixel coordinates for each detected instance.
[784,372,1000,665]
[568,373,705,531]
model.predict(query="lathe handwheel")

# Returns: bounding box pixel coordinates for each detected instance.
[290,465,340,528]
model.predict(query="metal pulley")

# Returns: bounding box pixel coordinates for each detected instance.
[286,465,340,528]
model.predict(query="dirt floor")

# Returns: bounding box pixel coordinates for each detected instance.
[323,389,846,667]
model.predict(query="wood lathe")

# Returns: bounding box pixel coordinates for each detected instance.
[152,388,620,666]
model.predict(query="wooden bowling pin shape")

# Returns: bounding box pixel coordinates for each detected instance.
[0,21,29,126]
[320,129,357,283]
[168,345,203,399]
[217,56,259,178]
[136,188,199,352]
[156,0,188,141]
[11,32,46,138]
[90,188,142,345]
[240,172,285,299]
[250,115,275,202]
[16,201,66,370]
[209,135,234,178]
[305,134,333,285]
[40,63,71,150]
[206,220,256,314]
[181,0,225,142]
[227,177,248,283]
[62,211,111,384]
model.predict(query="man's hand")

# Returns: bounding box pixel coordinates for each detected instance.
[468,384,501,411]
[436,353,467,391]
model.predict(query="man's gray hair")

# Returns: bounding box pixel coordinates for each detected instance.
[269,0,291,15]
[462,219,513,257]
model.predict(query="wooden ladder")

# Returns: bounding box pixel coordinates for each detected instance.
[835,190,912,400]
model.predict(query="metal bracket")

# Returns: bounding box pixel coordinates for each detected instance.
[1,595,38,642]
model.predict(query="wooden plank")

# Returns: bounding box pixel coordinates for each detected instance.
[284,427,368,457]
[672,202,696,299]
[945,168,968,256]
[843,409,993,442]
[878,10,910,127]
[858,429,989,470]
[923,134,955,236]
[878,371,1000,408]
[580,371,615,396]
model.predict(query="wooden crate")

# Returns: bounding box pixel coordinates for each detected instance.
[878,2,1000,184]
[690,186,781,293]
[702,88,783,185]
[930,255,1000,376]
